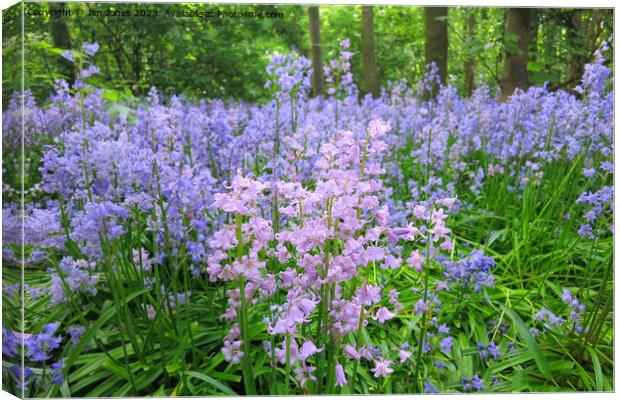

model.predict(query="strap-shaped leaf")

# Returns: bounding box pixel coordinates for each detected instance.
[500,304,554,382]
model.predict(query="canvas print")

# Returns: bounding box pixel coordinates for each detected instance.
[1,2,614,397]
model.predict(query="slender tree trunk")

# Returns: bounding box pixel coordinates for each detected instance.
[50,2,74,84]
[480,7,488,20]
[361,6,380,98]
[566,10,582,86]
[463,9,476,96]
[289,13,303,54]
[500,8,531,101]
[132,43,142,82]
[528,9,538,87]
[308,6,324,97]
[424,7,448,96]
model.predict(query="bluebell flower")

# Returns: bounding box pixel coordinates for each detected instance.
[414,299,429,313]
[442,249,495,292]
[583,167,596,178]
[461,376,472,392]
[51,360,65,384]
[477,341,500,360]
[477,343,489,360]
[422,340,431,354]
[60,51,74,62]
[50,257,99,305]
[25,324,62,362]
[471,374,485,391]
[3,282,20,297]
[560,288,586,333]
[439,336,453,353]
[82,42,100,56]
[2,328,19,357]
[81,64,100,78]
[68,325,86,346]
[437,323,450,334]
[10,364,33,390]
[488,341,500,359]
[601,161,613,174]
[462,374,484,392]
[424,381,438,393]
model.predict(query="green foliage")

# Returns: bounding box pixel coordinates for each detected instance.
[3,4,613,107]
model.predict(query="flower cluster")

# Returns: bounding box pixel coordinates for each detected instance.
[25,323,62,362]
[461,374,485,392]
[49,257,99,305]
[441,249,495,292]
[324,39,356,98]
[265,52,312,100]
[561,288,587,334]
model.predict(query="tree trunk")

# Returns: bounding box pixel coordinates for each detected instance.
[361,6,380,98]
[528,9,538,86]
[50,2,74,84]
[424,7,448,96]
[308,6,324,97]
[566,10,582,86]
[501,8,531,100]
[463,9,476,96]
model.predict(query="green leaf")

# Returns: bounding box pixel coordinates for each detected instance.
[103,358,130,380]
[49,289,150,397]
[500,304,554,383]
[86,376,124,397]
[587,348,604,391]
[185,370,237,395]
[165,359,183,374]
[210,371,241,383]
[135,366,164,391]
[486,349,534,375]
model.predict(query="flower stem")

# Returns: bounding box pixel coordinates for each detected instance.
[414,231,432,392]
[284,332,291,395]
[349,307,365,393]
[236,215,256,395]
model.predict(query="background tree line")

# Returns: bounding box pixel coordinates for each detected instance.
[2,3,614,107]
